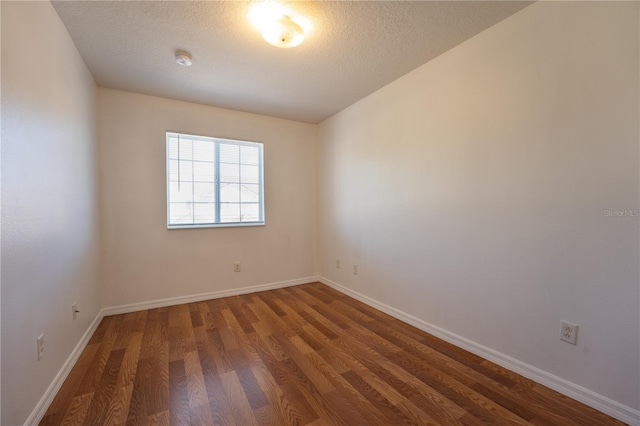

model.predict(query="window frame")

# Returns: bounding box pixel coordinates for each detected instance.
[166,131,265,229]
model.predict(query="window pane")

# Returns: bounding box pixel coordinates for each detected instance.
[168,137,193,160]
[241,164,259,184]
[168,160,193,182]
[220,163,239,183]
[168,159,177,180]
[240,203,260,222]
[194,203,215,224]
[240,184,259,203]
[220,183,240,202]
[193,140,215,162]
[168,136,179,158]
[168,182,193,203]
[240,145,259,165]
[219,143,239,163]
[180,138,193,160]
[193,161,215,182]
[169,202,193,224]
[194,182,215,203]
[220,203,240,223]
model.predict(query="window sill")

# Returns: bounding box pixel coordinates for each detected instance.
[167,222,265,229]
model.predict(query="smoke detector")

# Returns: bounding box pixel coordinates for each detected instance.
[175,52,193,67]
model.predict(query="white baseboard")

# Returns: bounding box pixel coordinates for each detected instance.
[102,276,320,316]
[24,309,105,426]
[319,276,640,426]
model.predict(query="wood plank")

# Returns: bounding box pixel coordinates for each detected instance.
[82,348,126,426]
[219,370,259,426]
[102,385,134,425]
[116,332,143,388]
[183,350,213,422]
[249,360,303,426]
[60,393,94,426]
[167,360,189,425]
[147,410,169,426]
[124,356,152,426]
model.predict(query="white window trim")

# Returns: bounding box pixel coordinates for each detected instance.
[166,131,265,229]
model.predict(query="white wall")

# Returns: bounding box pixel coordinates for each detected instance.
[98,88,317,308]
[318,1,639,411]
[1,2,101,425]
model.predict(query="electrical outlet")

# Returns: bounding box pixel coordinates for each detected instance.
[234,262,241,273]
[336,259,341,269]
[72,303,78,321]
[37,334,45,361]
[560,321,578,345]
[353,264,358,275]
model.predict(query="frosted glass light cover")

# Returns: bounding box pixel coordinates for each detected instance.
[261,15,304,48]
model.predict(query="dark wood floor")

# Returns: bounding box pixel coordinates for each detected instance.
[41,282,623,425]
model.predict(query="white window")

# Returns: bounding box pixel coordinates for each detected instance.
[166,132,264,228]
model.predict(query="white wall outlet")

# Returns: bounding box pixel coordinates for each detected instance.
[336,259,341,269]
[234,262,241,273]
[353,264,358,275]
[560,321,578,345]
[72,303,78,321]
[37,334,45,361]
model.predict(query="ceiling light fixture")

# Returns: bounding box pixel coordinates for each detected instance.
[261,15,304,48]
[175,51,193,66]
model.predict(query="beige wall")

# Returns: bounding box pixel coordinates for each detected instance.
[97,88,317,308]
[318,1,639,410]
[1,2,101,424]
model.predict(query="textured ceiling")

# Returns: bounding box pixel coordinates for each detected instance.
[52,1,531,123]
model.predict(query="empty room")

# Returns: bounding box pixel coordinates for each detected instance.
[1,0,639,425]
